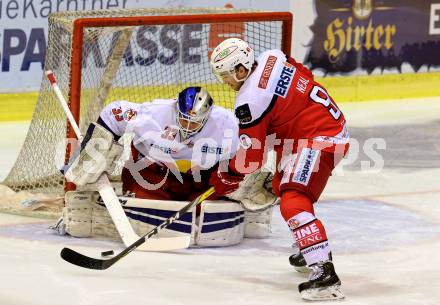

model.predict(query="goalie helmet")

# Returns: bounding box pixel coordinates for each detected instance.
[210,38,255,83]
[176,87,213,140]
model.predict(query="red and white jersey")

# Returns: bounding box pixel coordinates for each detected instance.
[99,99,239,173]
[231,49,349,173]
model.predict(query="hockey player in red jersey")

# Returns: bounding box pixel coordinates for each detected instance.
[209,38,349,301]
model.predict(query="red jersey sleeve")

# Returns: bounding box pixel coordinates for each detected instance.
[229,102,273,175]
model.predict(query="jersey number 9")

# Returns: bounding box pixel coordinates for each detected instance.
[309,86,341,120]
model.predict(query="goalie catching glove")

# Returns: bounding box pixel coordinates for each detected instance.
[209,161,245,195]
[226,169,278,211]
[64,122,123,186]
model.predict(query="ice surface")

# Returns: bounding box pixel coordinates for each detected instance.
[1,97,440,305]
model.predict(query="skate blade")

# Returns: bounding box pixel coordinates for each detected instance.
[294,265,310,273]
[301,285,345,301]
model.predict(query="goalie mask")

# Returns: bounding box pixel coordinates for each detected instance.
[210,38,255,83]
[177,87,213,140]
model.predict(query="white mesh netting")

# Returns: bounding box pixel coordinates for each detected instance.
[1,8,288,211]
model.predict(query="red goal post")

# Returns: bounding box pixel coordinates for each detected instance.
[3,8,293,196]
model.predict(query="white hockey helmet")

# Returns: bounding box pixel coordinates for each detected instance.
[176,86,213,140]
[210,38,255,83]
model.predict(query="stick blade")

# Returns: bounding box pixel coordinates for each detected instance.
[60,247,114,270]
[135,236,191,252]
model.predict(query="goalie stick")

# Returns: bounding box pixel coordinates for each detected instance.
[45,70,190,252]
[60,186,215,270]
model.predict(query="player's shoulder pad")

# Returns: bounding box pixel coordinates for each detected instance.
[234,49,288,127]
[139,98,175,114]
[141,98,175,109]
[209,106,239,132]
[148,98,176,106]
[256,49,286,63]
[105,100,134,110]
[234,90,275,128]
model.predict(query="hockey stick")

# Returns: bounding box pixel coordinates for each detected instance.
[45,70,190,252]
[60,186,215,270]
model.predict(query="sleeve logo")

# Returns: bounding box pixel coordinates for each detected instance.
[123,109,137,121]
[235,104,252,124]
[239,134,252,150]
[213,46,238,63]
[274,62,296,98]
[111,107,137,122]
[258,55,277,89]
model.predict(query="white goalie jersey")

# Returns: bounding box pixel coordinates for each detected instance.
[60,98,275,247]
[98,99,240,172]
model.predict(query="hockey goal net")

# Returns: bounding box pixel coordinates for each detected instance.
[1,8,292,213]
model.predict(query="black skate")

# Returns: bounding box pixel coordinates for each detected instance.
[298,261,344,301]
[289,252,308,273]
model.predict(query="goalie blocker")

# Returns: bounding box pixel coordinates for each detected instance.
[62,191,274,247]
[63,122,123,186]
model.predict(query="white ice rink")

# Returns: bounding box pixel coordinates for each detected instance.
[1,98,440,305]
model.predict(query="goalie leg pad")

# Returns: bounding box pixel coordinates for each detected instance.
[65,191,202,243]
[114,197,195,242]
[196,200,245,247]
[64,192,270,246]
[64,191,117,238]
[244,206,273,238]
[65,191,195,241]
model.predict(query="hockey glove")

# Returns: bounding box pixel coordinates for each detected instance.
[226,169,278,211]
[64,122,123,186]
[209,162,245,196]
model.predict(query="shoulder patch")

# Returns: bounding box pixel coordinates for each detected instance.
[239,134,252,149]
[258,55,277,89]
[235,104,252,124]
